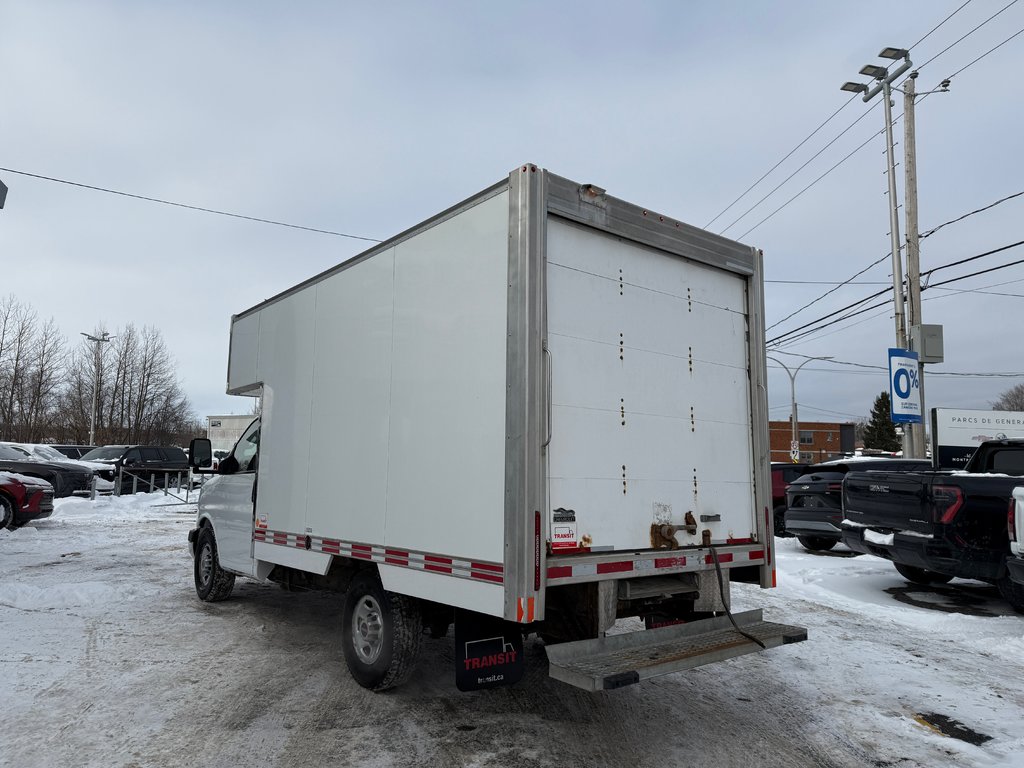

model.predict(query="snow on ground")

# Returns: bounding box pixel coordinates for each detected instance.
[2,495,1023,768]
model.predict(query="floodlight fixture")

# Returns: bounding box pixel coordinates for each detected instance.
[859,64,889,79]
[879,47,909,60]
[841,81,868,93]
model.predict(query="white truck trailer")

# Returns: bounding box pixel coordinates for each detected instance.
[187,164,805,692]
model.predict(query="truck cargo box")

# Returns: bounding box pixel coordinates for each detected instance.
[191,164,797,691]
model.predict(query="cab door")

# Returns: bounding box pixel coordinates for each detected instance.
[201,418,260,575]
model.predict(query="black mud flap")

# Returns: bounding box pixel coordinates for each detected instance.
[454,608,525,692]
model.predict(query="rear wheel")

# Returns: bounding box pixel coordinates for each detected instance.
[893,563,953,585]
[997,574,1024,613]
[797,535,837,552]
[0,496,14,529]
[342,570,423,691]
[194,526,235,601]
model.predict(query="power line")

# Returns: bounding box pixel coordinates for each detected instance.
[916,0,1020,70]
[767,240,1024,346]
[731,5,1023,241]
[706,0,974,233]
[910,0,976,49]
[766,279,891,285]
[919,190,1024,239]
[766,251,890,332]
[704,95,859,230]
[0,166,383,243]
[945,22,1024,81]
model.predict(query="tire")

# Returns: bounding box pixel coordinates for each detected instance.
[893,562,953,585]
[0,495,14,530]
[773,506,789,537]
[997,574,1024,613]
[194,526,235,601]
[342,570,423,691]
[797,535,837,552]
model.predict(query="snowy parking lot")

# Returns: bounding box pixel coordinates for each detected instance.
[2,494,1022,768]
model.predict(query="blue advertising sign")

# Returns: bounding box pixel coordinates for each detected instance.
[888,348,922,424]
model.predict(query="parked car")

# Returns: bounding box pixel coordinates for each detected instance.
[3,442,115,493]
[771,462,810,536]
[842,439,1024,607]
[1,471,55,528]
[0,444,93,498]
[785,457,931,552]
[80,445,190,493]
[49,444,98,460]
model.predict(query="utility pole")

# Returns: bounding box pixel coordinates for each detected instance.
[81,331,113,445]
[903,72,926,458]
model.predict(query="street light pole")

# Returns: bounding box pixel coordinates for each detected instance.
[80,332,113,446]
[842,47,914,456]
[768,355,834,462]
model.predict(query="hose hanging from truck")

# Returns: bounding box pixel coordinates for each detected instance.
[709,547,766,650]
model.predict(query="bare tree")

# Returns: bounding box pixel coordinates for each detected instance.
[992,383,1024,412]
[17,317,66,441]
[0,297,38,440]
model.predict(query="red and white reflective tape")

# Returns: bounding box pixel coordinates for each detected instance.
[545,547,765,585]
[253,529,504,585]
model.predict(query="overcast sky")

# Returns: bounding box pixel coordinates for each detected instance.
[3,1,1023,428]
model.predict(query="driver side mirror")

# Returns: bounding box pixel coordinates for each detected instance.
[188,438,213,469]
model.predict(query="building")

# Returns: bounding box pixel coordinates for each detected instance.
[207,414,255,455]
[769,420,856,464]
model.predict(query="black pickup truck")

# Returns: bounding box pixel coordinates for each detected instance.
[841,438,1024,611]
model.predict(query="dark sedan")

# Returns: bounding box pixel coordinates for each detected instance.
[784,457,931,552]
[0,444,94,498]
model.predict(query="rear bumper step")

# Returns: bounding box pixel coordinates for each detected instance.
[544,609,807,691]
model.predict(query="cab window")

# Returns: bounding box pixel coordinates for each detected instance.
[233,420,260,472]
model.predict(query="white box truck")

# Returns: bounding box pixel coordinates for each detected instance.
[187,164,805,692]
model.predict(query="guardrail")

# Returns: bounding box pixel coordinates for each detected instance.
[113,466,198,503]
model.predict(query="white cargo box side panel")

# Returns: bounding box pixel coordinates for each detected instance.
[386,190,510,566]
[546,218,755,551]
[305,250,396,545]
[255,292,317,538]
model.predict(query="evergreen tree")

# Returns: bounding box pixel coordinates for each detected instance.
[862,391,901,452]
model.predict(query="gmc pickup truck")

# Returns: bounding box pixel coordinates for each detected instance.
[1007,486,1024,608]
[841,438,1024,612]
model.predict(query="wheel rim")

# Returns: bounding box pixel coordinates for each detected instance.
[199,543,214,586]
[351,595,384,665]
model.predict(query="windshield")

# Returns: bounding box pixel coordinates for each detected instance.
[33,445,67,461]
[0,445,36,461]
[80,446,129,460]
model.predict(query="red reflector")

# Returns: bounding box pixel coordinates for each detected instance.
[534,510,542,590]
[547,566,572,579]
[705,552,733,564]
[1010,498,1017,542]
[596,561,633,575]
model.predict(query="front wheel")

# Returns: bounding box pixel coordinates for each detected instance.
[342,571,423,691]
[894,563,953,585]
[0,496,14,529]
[797,535,837,552]
[194,526,235,601]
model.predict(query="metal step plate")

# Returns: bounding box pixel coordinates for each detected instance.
[545,609,807,691]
